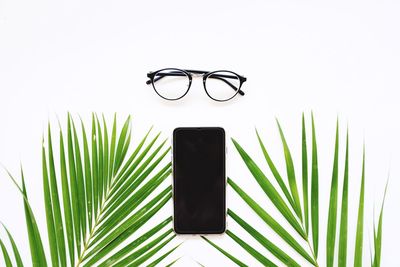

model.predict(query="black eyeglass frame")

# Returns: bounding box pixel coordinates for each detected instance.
[146,68,247,102]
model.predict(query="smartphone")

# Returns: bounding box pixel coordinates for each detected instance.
[172,127,226,234]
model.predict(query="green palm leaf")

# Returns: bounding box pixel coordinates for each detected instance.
[202,236,248,267]
[206,115,387,267]
[338,129,349,267]
[97,217,173,266]
[255,129,297,216]
[302,113,309,235]
[354,147,366,267]
[310,114,319,258]
[227,178,316,265]
[373,181,388,267]
[165,257,181,267]
[42,141,59,266]
[107,228,173,267]
[20,169,48,266]
[226,230,277,267]
[228,209,301,267]
[0,238,13,267]
[67,114,82,254]
[123,233,176,266]
[231,138,305,239]
[1,224,23,267]
[146,242,181,267]
[47,125,67,267]
[276,119,303,220]
[2,114,178,267]
[326,120,339,267]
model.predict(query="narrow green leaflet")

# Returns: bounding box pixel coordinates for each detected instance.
[226,230,278,267]
[0,238,13,267]
[326,121,339,267]
[80,119,93,232]
[202,236,248,267]
[91,113,99,219]
[6,168,49,267]
[83,190,172,264]
[372,182,388,267]
[231,138,305,239]
[59,127,75,265]
[101,146,170,222]
[1,224,24,267]
[108,114,117,183]
[112,126,153,186]
[373,181,388,267]
[302,113,309,235]
[47,126,67,267]
[165,258,181,267]
[228,209,300,267]
[311,114,319,258]
[72,119,88,242]
[42,144,59,266]
[228,178,315,265]
[113,115,131,173]
[146,243,181,267]
[338,130,349,267]
[255,129,296,214]
[96,115,105,212]
[125,234,176,266]
[95,166,171,236]
[108,230,173,267]
[109,135,164,200]
[276,119,303,220]
[354,148,366,267]
[102,115,110,196]
[108,131,161,198]
[67,114,82,253]
[21,170,48,267]
[96,217,173,267]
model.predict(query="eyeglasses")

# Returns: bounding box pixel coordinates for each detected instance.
[146,68,246,102]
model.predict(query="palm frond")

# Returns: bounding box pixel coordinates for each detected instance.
[206,115,387,267]
[2,114,177,266]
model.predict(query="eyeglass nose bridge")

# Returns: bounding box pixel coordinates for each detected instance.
[190,73,204,78]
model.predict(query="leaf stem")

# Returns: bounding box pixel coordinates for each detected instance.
[76,178,114,266]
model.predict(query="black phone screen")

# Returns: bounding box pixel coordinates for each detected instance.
[173,127,226,234]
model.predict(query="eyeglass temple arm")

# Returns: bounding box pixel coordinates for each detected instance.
[146,71,246,96]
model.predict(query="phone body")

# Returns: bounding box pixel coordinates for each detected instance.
[172,127,226,234]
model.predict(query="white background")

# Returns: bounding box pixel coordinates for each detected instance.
[1,0,399,266]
